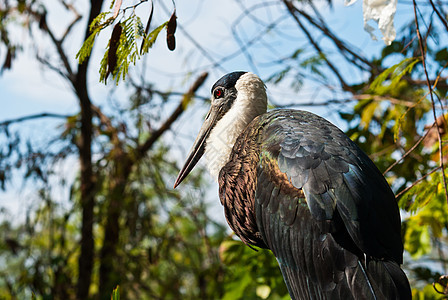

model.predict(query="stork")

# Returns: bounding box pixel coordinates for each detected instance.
[174,72,411,299]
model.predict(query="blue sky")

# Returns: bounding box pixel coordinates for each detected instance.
[0,0,407,222]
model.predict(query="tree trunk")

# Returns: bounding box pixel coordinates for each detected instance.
[97,72,208,299]
[99,156,132,300]
[75,1,104,299]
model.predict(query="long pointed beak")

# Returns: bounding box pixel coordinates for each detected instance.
[174,106,220,188]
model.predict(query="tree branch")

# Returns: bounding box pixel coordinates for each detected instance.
[30,9,75,81]
[305,2,376,72]
[395,166,441,199]
[282,0,352,92]
[271,94,417,108]
[383,122,435,175]
[413,0,448,205]
[136,72,208,158]
[61,14,82,43]
[91,104,121,146]
[0,112,72,127]
[36,54,71,81]
[428,0,448,32]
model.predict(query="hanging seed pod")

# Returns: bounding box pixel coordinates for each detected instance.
[106,22,122,81]
[1,47,13,73]
[166,10,177,51]
[38,11,47,30]
[140,0,154,54]
[113,0,122,19]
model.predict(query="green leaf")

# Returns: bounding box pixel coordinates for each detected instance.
[222,272,252,300]
[291,48,304,59]
[360,101,378,129]
[435,48,448,64]
[219,239,246,265]
[300,53,325,79]
[266,66,291,85]
[111,285,120,300]
[76,12,112,64]
[76,29,100,64]
[412,284,444,300]
[141,22,168,55]
[369,58,418,94]
[404,222,431,258]
[381,41,404,58]
[339,112,355,122]
[77,11,167,84]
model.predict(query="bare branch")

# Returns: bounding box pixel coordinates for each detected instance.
[395,166,441,199]
[136,72,209,158]
[29,8,75,81]
[428,0,448,32]
[36,54,71,81]
[0,112,72,127]
[282,0,352,92]
[61,14,82,43]
[271,94,418,108]
[413,0,448,205]
[383,122,435,175]
[304,2,376,72]
[91,104,121,146]
[158,1,226,73]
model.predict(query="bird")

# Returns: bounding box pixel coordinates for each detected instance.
[174,71,411,299]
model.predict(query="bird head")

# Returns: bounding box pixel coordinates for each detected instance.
[174,71,267,188]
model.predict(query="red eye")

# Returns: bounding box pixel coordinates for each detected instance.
[214,88,223,99]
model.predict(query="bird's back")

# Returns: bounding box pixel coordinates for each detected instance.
[219,109,411,299]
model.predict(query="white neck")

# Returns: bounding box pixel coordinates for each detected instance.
[204,73,268,181]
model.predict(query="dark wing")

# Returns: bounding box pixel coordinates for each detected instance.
[254,110,411,299]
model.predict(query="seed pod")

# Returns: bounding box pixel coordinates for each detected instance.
[39,11,47,30]
[166,10,176,51]
[167,33,175,51]
[113,0,122,19]
[167,10,177,35]
[1,48,13,73]
[106,22,122,81]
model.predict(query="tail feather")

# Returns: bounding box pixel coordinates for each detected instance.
[278,258,411,300]
[367,259,412,300]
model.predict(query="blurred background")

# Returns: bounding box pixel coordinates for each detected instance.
[0,0,447,299]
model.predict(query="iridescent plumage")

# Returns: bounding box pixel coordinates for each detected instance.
[175,72,411,299]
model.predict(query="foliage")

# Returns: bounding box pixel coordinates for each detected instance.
[2,0,448,299]
[111,285,120,300]
[219,240,289,300]
[336,16,448,298]
[0,123,230,299]
[76,12,114,65]
[76,1,173,84]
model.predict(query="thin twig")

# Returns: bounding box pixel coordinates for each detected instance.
[33,11,74,81]
[383,122,435,175]
[303,2,375,72]
[36,55,71,81]
[271,94,418,108]
[61,14,82,42]
[395,166,441,199]
[0,113,72,127]
[412,0,448,206]
[91,104,121,146]
[428,0,448,31]
[282,0,351,92]
[136,72,208,158]
[384,62,448,174]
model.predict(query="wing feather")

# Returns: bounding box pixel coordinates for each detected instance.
[253,110,411,299]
